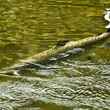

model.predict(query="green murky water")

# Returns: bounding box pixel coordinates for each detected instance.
[0,0,110,109]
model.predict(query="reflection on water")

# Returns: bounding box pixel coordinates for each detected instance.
[0,65,110,110]
[0,0,110,109]
[0,59,110,110]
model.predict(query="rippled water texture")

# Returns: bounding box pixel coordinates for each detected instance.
[0,0,110,109]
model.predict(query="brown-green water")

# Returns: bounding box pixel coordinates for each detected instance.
[0,0,110,109]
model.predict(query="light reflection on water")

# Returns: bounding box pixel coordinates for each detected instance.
[0,59,110,110]
[0,0,110,109]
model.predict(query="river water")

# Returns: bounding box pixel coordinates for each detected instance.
[0,0,110,110]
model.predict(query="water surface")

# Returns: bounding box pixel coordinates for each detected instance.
[0,0,110,109]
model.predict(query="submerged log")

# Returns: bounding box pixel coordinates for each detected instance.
[0,32,110,74]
